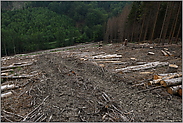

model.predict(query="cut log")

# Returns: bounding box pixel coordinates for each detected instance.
[167,85,182,95]
[92,54,122,59]
[91,58,120,61]
[160,77,182,87]
[1,73,8,76]
[165,50,173,56]
[97,61,122,63]
[154,72,182,80]
[178,88,182,96]
[136,62,147,65]
[158,72,182,77]
[147,52,155,55]
[139,72,153,74]
[1,69,14,73]
[115,61,169,73]
[161,50,169,56]
[1,74,37,79]
[1,84,18,92]
[130,58,136,60]
[1,62,33,70]
[1,91,13,98]
[166,64,178,73]
[164,48,168,51]
[148,79,163,85]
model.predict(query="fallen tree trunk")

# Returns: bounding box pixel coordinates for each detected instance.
[167,85,182,95]
[179,88,182,96]
[1,84,18,92]
[115,61,169,73]
[92,54,122,59]
[91,58,120,61]
[97,61,122,63]
[161,50,169,56]
[1,91,13,98]
[1,62,33,70]
[1,73,8,76]
[154,72,182,80]
[1,69,14,73]
[1,74,37,79]
[160,77,182,87]
[165,50,173,56]
[148,79,163,85]
[147,52,155,55]
[158,72,182,77]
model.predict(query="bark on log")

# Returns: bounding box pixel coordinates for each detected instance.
[161,50,169,56]
[167,85,182,95]
[166,64,178,73]
[1,74,37,79]
[158,72,182,77]
[178,88,182,96]
[1,91,13,98]
[165,50,173,56]
[97,61,122,63]
[147,52,155,55]
[1,62,33,70]
[160,77,182,87]
[91,58,120,61]
[1,84,18,92]
[92,54,122,59]
[115,61,169,73]
[1,73,8,76]
[148,79,163,85]
[1,69,14,73]
[154,72,182,80]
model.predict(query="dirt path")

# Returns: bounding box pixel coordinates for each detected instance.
[1,42,182,122]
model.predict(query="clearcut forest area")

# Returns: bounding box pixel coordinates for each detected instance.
[1,1,182,122]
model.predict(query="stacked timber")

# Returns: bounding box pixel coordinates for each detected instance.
[148,72,182,96]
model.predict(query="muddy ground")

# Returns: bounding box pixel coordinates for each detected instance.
[1,42,182,122]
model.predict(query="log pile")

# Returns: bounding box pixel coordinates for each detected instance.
[115,61,169,73]
[148,72,182,96]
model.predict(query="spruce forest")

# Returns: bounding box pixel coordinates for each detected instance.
[1,1,182,56]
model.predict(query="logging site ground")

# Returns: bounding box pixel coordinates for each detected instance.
[1,42,182,122]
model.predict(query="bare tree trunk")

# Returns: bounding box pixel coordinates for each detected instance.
[13,39,16,55]
[130,11,137,43]
[162,2,174,45]
[175,22,181,44]
[170,2,181,44]
[150,2,161,44]
[139,6,147,43]
[3,42,8,56]
[159,2,169,45]
[143,7,152,41]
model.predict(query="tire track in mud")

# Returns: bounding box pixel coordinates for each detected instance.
[35,53,182,122]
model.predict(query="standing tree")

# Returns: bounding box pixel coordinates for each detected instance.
[150,2,161,44]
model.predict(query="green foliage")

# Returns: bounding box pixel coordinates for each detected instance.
[1,1,131,56]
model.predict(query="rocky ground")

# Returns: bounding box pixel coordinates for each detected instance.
[1,42,182,122]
